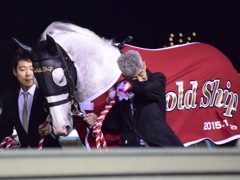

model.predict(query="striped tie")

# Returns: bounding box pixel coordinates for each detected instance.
[22,92,28,133]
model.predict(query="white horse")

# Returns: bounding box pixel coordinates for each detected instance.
[42,22,124,136]
[14,21,240,148]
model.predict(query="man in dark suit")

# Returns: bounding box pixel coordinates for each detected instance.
[0,48,61,149]
[102,50,183,147]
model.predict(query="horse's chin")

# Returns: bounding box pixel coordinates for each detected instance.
[56,132,70,136]
[53,130,71,137]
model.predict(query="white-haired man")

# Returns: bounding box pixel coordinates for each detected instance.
[102,50,183,147]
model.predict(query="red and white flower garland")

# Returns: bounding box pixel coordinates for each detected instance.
[92,81,132,150]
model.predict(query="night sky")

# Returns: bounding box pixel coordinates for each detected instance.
[0,0,239,96]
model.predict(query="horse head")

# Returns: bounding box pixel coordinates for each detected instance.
[13,35,78,136]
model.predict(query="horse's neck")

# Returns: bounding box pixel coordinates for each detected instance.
[75,47,121,101]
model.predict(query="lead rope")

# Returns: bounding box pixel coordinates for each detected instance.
[92,100,115,151]
[0,135,17,151]
[92,81,132,151]
[37,117,51,150]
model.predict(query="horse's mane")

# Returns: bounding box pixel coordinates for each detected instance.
[40,21,113,45]
[39,21,121,102]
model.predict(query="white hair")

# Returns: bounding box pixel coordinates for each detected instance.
[117,50,143,77]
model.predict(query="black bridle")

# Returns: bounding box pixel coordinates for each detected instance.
[45,44,76,108]
[30,35,85,119]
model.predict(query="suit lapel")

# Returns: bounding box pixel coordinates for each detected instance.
[28,88,39,132]
[122,100,134,122]
[131,96,141,124]
[12,90,22,127]
[11,89,28,135]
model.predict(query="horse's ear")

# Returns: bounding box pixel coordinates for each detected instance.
[46,34,58,56]
[12,37,36,60]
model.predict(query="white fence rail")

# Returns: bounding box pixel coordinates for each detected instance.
[0,148,240,179]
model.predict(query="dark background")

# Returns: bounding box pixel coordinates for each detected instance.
[0,0,239,97]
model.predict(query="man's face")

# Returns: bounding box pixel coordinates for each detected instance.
[129,61,148,82]
[13,59,34,91]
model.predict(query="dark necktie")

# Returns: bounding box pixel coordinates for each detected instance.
[22,92,28,133]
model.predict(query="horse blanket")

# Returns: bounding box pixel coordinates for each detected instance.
[74,42,240,148]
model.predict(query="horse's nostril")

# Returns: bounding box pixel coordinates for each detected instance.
[66,125,71,133]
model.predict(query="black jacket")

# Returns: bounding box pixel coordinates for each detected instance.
[103,70,183,147]
[0,87,61,148]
